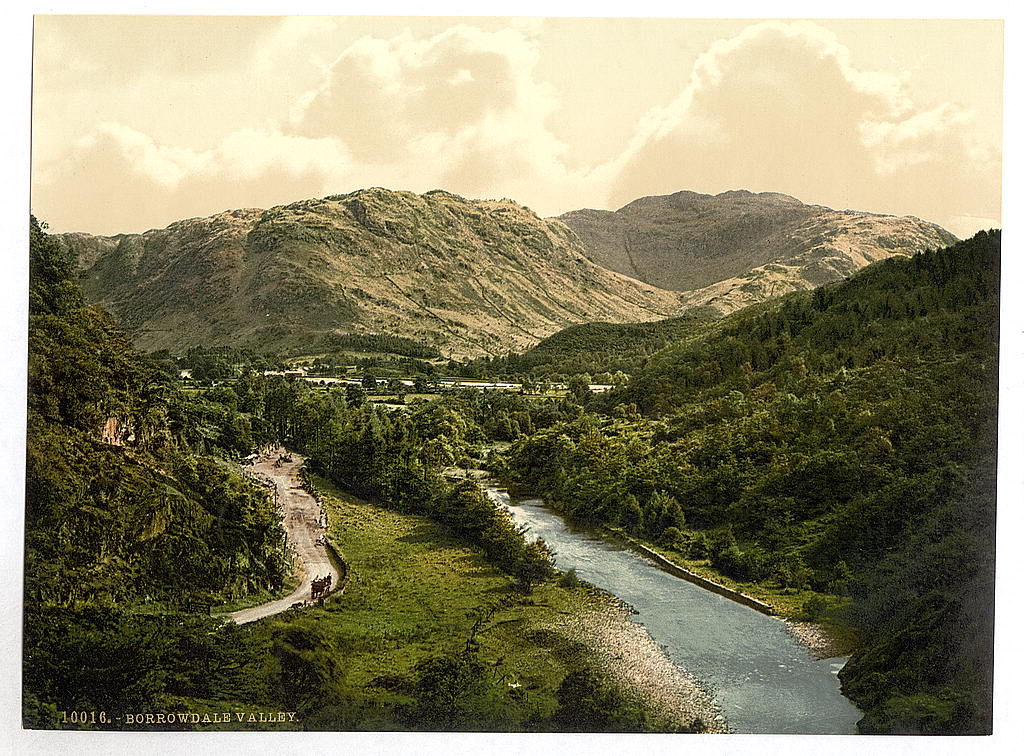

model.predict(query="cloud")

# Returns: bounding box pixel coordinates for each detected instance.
[32,20,1000,237]
[289,22,653,212]
[253,17,344,75]
[607,21,1000,233]
[33,123,349,234]
[293,25,554,157]
[290,24,599,209]
[35,23,606,234]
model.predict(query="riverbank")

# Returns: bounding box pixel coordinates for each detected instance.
[604,527,777,615]
[304,473,725,732]
[496,484,857,661]
[639,541,859,659]
[499,492,863,733]
[600,526,858,659]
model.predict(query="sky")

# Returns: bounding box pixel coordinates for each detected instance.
[29,15,1003,238]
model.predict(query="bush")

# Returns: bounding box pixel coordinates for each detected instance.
[660,526,684,549]
[557,568,580,589]
[801,595,829,622]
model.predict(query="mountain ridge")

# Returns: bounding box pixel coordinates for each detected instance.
[60,186,957,359]
[557,189,957,315]
[58,188,684,358]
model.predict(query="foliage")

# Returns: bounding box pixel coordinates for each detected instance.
[499,232,1000,734]
[461,312,712,380]
[24,218,289,726]
[312,332,442,359]
[551,670,648,732]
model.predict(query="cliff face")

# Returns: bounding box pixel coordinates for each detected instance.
[60,189,683,358]
[558,190,958,315]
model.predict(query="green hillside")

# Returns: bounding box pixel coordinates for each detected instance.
[463,310,716,379]
[502,231,999,733]
[24,218,291,725]
[59,189,683,359]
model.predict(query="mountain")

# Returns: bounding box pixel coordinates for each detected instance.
[557,190,958,315]
[57,189,684,359]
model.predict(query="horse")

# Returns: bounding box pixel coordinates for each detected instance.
[311,576,330,600]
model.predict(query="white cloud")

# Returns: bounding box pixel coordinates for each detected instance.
[607,20,1000,232]
[254,16,344,74]
[31,20,1000,237]
[33,122,350,234]
[293,25,559,160]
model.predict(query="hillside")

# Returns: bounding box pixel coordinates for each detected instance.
[503,231,999,733]
[463,311,716,379]
[558,190,958,314]
[58,189,683,359]
[24,217,292,724]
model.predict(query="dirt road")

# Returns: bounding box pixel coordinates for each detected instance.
[228,448,341,625]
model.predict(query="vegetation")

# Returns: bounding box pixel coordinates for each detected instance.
[25,212,1000,736]
[192,376,562,592]
[26,217,668,733]
[271,476,682,731]
[498,231,999,734]
[310,332,442,360]
[24,217,292,725]
[461,312,713,380]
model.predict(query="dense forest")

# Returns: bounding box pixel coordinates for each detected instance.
[461,311,715,380]
[499,231,1000,734]
[24,218,303,725]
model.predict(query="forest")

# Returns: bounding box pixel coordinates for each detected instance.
[24,217,999,735]
[500,231,1000,733]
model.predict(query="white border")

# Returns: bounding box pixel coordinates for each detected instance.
[3,3,1021,755]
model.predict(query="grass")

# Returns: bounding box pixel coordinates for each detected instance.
[605,528,860,655]
[272,474,620,729]
[210,566,301,614]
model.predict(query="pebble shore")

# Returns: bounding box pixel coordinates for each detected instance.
[784,620,848,660]
[551,591,728,733]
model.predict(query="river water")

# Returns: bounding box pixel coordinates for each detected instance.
[488,490,862,734]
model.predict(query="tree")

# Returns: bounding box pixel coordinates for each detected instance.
[567,374,591,403]
[345,384,367,406]
[406,652,486,729]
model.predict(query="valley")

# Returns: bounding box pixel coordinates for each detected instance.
[24,200,998,736]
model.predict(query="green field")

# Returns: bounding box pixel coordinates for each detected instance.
[274,475,640,730]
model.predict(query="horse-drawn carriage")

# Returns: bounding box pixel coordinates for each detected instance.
[310,574,332,600]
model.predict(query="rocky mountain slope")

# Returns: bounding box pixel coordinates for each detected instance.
[58,189,684,358]
[558,190,958,316]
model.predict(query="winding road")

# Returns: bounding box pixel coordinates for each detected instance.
[227,448,341,625]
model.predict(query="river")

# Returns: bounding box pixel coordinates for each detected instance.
[488,489,862,735]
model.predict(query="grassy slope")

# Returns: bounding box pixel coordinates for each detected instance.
[289,475,631,729]
[165,470,710,732]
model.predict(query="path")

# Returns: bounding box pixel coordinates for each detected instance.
[227,447,341,625]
